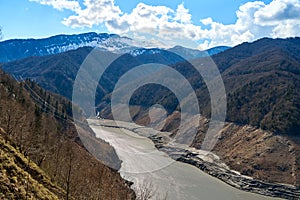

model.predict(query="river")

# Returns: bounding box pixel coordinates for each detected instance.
[88,119,280,200]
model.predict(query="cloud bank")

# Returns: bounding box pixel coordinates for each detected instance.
[29,0,300,49]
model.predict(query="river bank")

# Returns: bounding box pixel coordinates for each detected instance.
[88,119,290,199]
[150,134,300,199]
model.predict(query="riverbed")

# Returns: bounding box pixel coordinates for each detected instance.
[88,119,280,200]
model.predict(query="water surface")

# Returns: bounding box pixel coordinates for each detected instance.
[88,119,279,200]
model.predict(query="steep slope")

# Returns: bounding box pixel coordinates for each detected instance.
[191,120,300,187]
[2,47,188,103]
[0,69,135,199]
[214,37,300,134]
[121,37,300,135]
[213,123,300,187]
[0,131,65,199]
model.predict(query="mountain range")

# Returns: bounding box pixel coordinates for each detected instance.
[0,32,229,63]
[1,32,300,196]
[3,36,298,135]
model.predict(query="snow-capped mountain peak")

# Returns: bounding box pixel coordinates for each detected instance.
[0,32,139,62]
[0,32,231,63]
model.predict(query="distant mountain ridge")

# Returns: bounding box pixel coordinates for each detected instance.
[0,32,136,62]
[168,45,230,60]
[0,32,230,63]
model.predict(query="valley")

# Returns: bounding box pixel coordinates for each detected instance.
[0,32,299,199]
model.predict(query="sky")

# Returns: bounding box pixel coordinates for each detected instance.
[1,0,300,49]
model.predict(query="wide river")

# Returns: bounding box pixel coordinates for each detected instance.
[88,119,280,200]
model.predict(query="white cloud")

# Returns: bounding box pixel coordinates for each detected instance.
[174,4,192,24]
[62,0,122,27]
[198,1,265,48]
[104,2,203,48]
[29,0,300,49]
[29,0,80,12]
[198,0,300,48]
[253,0,300,38]
[254,0,300,24]
[271,20,300,37]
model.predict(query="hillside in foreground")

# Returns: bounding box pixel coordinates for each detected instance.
[0,131,65,199]
[0,69,135,199]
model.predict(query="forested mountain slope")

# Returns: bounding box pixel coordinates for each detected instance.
[0,69,135,199]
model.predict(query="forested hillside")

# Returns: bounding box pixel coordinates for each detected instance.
[0,69,135,199]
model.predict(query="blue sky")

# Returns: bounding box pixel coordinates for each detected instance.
[1,0,299,49]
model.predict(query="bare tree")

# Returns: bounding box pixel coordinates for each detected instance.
[135,181,169,200]
[2,101,26,143]
[66,145,74,200]
[135,181,156,200]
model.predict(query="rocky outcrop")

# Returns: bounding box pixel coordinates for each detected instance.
[152,134,300,200]
[178,153,300,199]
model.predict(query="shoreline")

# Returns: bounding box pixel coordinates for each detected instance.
[91,119,299,199]
[150,134,300,200]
